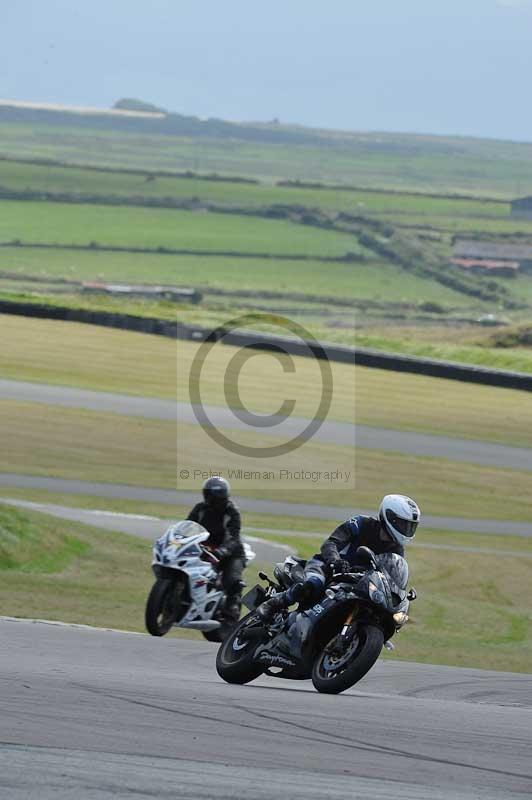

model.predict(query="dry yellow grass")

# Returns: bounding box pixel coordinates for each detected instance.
[1,314,531,446]
[2,400,532,521]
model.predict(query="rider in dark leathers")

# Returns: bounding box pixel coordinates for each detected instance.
[187,476,244,620]
[258,494,420,621]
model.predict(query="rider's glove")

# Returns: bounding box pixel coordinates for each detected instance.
[332,559,351,575]
[213,546,230,561]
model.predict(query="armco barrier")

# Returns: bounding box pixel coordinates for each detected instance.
[1,299,531,392]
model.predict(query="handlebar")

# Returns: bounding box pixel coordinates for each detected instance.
[200,545,220,565]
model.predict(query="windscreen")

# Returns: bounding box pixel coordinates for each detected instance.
[165,520,207,539]
[375,553,409,592]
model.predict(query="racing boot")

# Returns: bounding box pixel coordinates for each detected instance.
[256,584,304,623]
[224,594,242,623]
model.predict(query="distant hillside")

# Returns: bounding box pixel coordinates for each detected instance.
[1,98,532,196]
[113,98,167,114]
[0,99,328,146]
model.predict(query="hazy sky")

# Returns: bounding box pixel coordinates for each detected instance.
[2,0,531,141]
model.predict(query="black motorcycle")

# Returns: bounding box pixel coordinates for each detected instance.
[216,546,416,694]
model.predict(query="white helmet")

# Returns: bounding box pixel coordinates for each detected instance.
[379,494,420,547]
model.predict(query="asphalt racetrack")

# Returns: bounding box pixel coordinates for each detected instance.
[2,378,532,471]
[1,618,531,800]
[1,473,530,537]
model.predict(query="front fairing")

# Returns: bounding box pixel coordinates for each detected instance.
[375,553,409,600]
[350,554,409,610]
[152,521,212,572]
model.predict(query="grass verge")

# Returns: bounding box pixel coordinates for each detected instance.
[1,488,530,554]
[0,502,268,638]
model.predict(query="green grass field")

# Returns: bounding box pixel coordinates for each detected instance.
[0,199,362,258]
[0,246,474,306]
[0,158,512,219]
[1,152,532,359]
[386,212,532,236]
[2,122,532,196]
[0,503,529,671]
[353,329,532,375]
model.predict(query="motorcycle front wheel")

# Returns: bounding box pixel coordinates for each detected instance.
[311,624,384,694]
[216,612,267,684]
[145,578,183,636]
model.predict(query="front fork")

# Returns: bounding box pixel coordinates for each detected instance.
[340,607,356,636]
[325,607,358,656]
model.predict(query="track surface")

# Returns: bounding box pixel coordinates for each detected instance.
[1,473,530,536]
[0,619,530,800]
[2,378,532,470]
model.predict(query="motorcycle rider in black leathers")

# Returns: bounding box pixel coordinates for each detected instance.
[258,494,421,621]
[187,476,244,621]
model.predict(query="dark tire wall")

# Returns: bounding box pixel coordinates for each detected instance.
[311,624,384,694]
[1,298,531,390]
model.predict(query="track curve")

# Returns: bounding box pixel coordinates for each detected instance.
[0,619,530,799]
[1,473,530,536]
[0,497,292,564]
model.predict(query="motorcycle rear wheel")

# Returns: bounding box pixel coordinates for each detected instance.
[216,612,266,684]
[145,578,183,636]
[311,624,384,694]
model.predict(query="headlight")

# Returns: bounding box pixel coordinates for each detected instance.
[368,580,385,606]
[393,611,409,625]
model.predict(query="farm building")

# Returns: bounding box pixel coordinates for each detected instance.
[511,197,532,219]
[450,258,519,277]
[452,239,532,274]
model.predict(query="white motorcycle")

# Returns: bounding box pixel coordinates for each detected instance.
[145,520,256,642]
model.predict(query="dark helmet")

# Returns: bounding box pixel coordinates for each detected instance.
[202,476,230,508]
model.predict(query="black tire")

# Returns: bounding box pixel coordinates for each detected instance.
[202,629,224,643]
[202,622,238,643]
[311,624,384,695]
[216,612,266,684]
[145,578,182,636]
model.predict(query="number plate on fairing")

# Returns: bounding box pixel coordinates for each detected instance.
[242,584,273,610]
